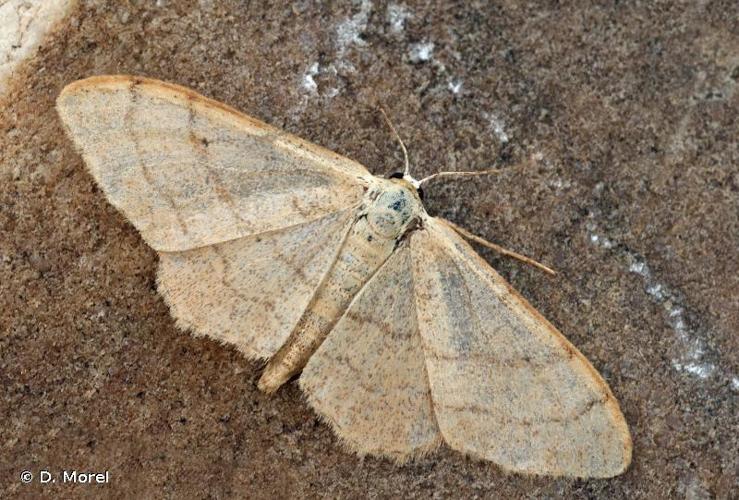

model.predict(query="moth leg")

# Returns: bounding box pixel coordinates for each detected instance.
[439,218,557,276]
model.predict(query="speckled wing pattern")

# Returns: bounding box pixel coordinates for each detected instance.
[56,75,370,359]
[300,245,442,458]
[56,75,370,252]
[408,218,632,478]
[58,75,631,478]
[157,209,355,359]
[297,216,630,477]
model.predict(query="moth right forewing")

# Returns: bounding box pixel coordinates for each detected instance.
[57,75,371,252]
[409,218,632,478]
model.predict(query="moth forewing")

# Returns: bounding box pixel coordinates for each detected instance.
[55,75,370,252]
[57,75,631,478]
[408,218,632,478]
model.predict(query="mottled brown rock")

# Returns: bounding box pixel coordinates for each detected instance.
[1,1,736,498]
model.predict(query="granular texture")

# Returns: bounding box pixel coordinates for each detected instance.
[1,1,736,498]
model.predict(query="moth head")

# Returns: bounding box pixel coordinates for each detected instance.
[388,171,424,201]
[366,176,425,240]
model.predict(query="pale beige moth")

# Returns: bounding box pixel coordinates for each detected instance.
[56,75,632,478]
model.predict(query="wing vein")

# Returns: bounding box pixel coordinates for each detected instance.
[126,81,192,237]
[409,235,444,442]
[207,208,355,317]
[186,100,255,235]
[423,343,558,368]
[439,395,608,425]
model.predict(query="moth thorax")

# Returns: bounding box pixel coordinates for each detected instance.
[366,185,421,239]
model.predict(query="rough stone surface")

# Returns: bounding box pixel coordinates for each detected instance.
[1,1,736,498]
[0,0,74,95]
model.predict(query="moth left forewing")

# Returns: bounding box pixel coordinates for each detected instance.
[409,218,632,478]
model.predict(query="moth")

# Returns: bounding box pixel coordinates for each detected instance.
[57,75,632,478]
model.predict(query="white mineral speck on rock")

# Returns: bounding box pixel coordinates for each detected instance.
[672,360,716,379]
[629,261,648,276]
[302,62,319,93]
[588,230,614,249]
[408,41,434,63]
[448,79,463,94]
[488,114,509,143]
[336,0,372,53]
[386,4,410,34]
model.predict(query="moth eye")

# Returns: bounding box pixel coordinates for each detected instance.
[417,187,425,201]
[388,172,404,179]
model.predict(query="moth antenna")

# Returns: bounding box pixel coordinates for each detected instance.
[440,218,557,276]
[377,105,410,177]
[418,155,542,186]
[418,167,505,186]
